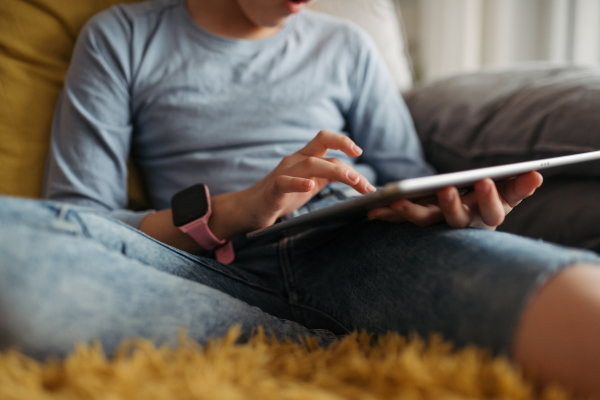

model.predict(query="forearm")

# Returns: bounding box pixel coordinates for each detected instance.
[138,190,250,254]
[139,131,372,253]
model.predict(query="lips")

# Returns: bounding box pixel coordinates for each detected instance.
[286,0,309,14]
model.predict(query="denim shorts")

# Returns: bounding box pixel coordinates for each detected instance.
[1,189,599,359]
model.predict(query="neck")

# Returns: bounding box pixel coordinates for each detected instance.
[186,0,282,40]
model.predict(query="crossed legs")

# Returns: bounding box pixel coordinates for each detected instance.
[1,196,600,396]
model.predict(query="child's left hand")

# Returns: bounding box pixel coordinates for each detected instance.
[367,171,543,230]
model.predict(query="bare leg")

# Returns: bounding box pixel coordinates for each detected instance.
[512,264,600,396]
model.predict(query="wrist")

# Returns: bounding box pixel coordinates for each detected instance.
[139,209,203,254]
[208,189,253,240]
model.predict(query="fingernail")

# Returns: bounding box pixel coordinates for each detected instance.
[302,179,313,188]
[347,170,359,183]
[351,144,363,155]
[366,183,376,193]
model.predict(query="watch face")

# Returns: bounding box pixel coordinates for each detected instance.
[171,184,210,227]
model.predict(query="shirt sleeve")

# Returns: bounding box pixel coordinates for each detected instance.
[345,26,435,185]
[43,7,153,228]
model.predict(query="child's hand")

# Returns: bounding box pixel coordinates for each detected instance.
[238,130,374,232]
[367,171,543,230]
[143,130,371,251]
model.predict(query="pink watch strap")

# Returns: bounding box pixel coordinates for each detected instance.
[180,209,235,265]
[214,241,235,265]
[181,217,225,250]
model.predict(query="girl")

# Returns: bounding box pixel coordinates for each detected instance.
[1,0,599,395]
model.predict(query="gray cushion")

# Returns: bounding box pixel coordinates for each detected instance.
[499,178,600,253]
[404,64,600,177]
[404,65,600,252]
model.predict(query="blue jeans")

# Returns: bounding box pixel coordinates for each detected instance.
[1,191,599,360]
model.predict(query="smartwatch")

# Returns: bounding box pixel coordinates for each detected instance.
[171,184,234,264]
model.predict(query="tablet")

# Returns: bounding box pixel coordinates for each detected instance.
[246,150,600,239]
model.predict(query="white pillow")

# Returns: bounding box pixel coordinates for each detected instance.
[308,0,413,90]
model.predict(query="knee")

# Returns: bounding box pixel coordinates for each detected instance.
[512,263,600,395]
[513,263,600,346]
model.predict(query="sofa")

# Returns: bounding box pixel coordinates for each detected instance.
[2,1,599,399]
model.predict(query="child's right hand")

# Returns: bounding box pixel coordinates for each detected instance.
[232,130,375,234]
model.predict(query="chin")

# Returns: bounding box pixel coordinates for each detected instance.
[244,0,308,29]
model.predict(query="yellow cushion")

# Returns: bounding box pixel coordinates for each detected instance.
[0,0,147,208]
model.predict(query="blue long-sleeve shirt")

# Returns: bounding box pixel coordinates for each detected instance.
[43,0,434,228]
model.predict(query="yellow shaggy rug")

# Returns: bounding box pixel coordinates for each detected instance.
[0,327,573,400]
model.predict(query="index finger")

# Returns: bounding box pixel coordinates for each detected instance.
[299,130,363,158]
